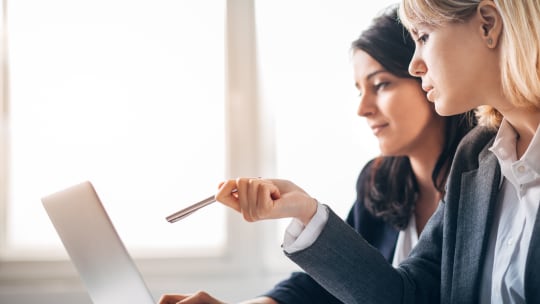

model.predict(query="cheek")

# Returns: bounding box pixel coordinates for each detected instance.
[431,46,481,115]
[397,91,436,132]
[400,106,434,135]
[391,85,430,119]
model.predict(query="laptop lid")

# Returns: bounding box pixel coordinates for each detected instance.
[41,181,155,304]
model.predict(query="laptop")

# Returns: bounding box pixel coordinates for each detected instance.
[41,181,155,304]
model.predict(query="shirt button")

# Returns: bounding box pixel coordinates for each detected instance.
[517,165,526,173]
[507,238,514,246]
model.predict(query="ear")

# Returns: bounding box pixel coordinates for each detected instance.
[477,0,503,48]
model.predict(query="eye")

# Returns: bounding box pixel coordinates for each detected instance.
[354,82,363,98]
[374,81,390,91]
[417,33,429,44]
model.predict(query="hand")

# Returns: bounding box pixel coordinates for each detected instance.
[158,291,226,304]
[215,178,318,225]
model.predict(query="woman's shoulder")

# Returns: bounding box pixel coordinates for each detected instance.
[451,125,498,170]
[458,124,497,147]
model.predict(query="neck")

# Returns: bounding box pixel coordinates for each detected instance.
[498,106,540,158]
[408,122,445,197]
[409,155,442,205]
[409,149,444,234]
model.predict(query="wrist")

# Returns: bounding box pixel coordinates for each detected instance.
[297,197,318,226]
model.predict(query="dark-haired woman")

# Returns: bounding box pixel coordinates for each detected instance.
[158,4,476,304]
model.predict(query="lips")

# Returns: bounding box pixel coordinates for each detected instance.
[422,85,433,93]
[422,85,435,102]
[369,122,389,135]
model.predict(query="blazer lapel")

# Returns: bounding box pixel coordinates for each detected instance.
[525,203,540,302]
[452,152,500,301]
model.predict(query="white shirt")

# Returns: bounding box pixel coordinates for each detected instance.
[479,119,540,303]
[392,215,419,267]
[283,201,329,252]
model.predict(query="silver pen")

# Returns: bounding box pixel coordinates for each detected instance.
[166,189,238,223]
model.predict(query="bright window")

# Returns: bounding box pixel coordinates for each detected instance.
[4,0,226,258]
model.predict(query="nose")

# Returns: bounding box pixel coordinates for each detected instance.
[408,50,426,77]
[357,92,376,117]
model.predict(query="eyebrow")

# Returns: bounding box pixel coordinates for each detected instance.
[366,70,387,80]
[409,22,433,38]
[355,69,388,89]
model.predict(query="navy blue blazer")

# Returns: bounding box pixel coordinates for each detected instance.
[286,126,540,303]
[263,160,399,304]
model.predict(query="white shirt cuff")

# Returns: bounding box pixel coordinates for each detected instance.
[282,202,329,253]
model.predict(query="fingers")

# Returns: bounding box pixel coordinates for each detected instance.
[158,291,225,304]
[158,294,187,304]
[237,177,281,222]
[216,177,278,219]
[216,177,281,221]
[179,291,225,304]
[215,179,241,212]
[253,179,281,220]
[215,177,316,223]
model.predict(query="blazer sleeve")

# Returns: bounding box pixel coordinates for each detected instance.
[263,160,399,304]
[285,206,446,303]
[285,207,409,304]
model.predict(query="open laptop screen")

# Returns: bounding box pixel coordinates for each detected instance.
[41,181,155,304]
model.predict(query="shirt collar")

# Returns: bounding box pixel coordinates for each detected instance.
[521,120,540,175]
[489,119,517,162]
[489,119,540,185]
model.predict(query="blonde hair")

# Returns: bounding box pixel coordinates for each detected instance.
[399,0,540,129]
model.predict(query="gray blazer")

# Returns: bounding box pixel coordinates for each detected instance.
[286,126,540,304]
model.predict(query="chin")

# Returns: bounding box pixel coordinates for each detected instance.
[378,146,389,156]
[378,146,397,157]
[434,100,462,117]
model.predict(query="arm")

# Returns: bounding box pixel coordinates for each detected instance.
[216,172,412,303]
[285,207,405,304]
[159,167,374,304]
[217,182,394,303]
[286,202,445,304]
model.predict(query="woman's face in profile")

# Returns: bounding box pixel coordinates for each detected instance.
[353,49,444,156]
[407,16,500,117]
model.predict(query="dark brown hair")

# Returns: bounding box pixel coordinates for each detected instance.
[352,4,476,230]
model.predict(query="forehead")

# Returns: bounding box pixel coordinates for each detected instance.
[399,0,446,26]
[409,22,435,37]
[352,50,385,76]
